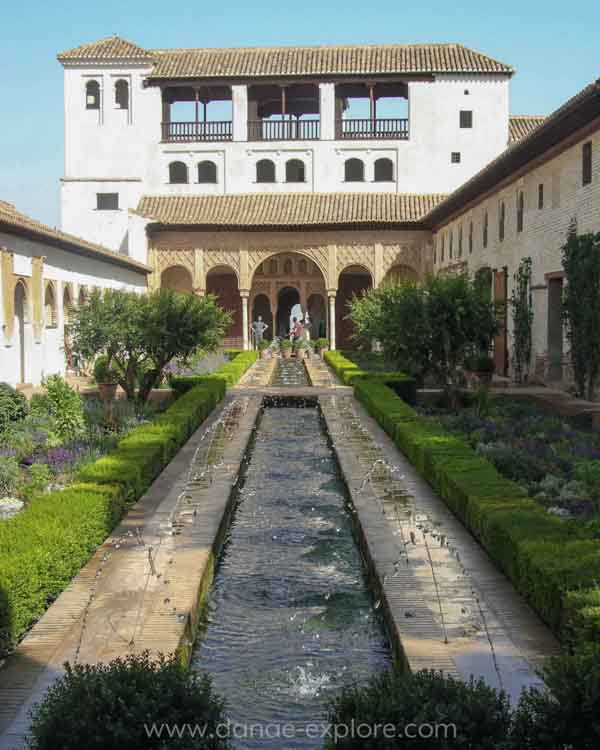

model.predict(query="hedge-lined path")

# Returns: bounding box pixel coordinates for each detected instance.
[0,391,261,750]
[321,392,560,702]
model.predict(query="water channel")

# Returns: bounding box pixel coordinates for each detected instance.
[191,392,391,748]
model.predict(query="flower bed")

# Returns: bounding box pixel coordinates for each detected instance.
[352,379,600,649]
[419,397,600,524]
[0,352,257,656]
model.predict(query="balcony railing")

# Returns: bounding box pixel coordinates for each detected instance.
[161,121,233,142]
[337,118,409,140]
[248,119,320,141]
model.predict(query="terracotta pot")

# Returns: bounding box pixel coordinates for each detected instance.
[97,382,118,402]
[282,348,292,359]
[319,347,329,357]
[260,349,270,359]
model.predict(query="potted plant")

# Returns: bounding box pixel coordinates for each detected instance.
[257,339,270,359]
[315,338,329,357]
[93,355,118,402]
[280,339,293,359]
[464,353,495,387]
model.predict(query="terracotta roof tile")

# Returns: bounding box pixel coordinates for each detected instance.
[149,43,513,79]
[57,36,513,78]
[57,35,152,62]
[135,192,446,228]
[0,201,150,273]
[509,115,546,143]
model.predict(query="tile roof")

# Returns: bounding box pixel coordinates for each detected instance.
[0,200,150,274]
[148,43,513,80]
[57,35,153,62]
[509,115,546,143]
[135,193,446,229]
[425,78,600,228]
[57,36,513,78]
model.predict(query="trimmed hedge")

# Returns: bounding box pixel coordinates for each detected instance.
[0,352,256,656]
[324,350,417,405]
[169,351,258,397]
[353,378,600,649]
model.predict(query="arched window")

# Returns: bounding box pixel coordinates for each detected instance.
[115,79,129,110]
[499,200,505,242]
[458,225,463,257]
[44,283,58,328]
[441,234,445,263]
[198,160,217,184]
[169,161,188,184]
[284,259,293,274]
[469,221,473,254]
[449,231,454,259]
[78,286,88,305]
[344,158,364,182]
[256,159,276,183]
[374,158,394,182]
[483,210,489,248]
[268,259,278,274]
[517,191,524,233]
[85,80,100,110]
[298,259,307,274]
[63,285,73,325]
[285,159,305,183]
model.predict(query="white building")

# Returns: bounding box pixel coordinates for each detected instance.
[0,200,149,387]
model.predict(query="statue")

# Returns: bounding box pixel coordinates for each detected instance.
[251,315,269,347]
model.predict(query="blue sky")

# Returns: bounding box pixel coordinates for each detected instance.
[2,0,599,227]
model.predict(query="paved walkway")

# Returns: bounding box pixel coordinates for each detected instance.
[0,354,560,747]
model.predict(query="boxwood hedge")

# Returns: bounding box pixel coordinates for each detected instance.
[352,377,600,649]
[324,350,417,405]
[0,351,257,656]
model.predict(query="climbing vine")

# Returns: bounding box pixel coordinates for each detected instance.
[561,231,600,400]
[510,257,533,384]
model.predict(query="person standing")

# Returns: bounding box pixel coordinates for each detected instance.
[251,315,269,348]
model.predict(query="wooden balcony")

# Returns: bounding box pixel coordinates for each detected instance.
[336,118,409,140]
[161,121,233,142]
[248,119,320,141]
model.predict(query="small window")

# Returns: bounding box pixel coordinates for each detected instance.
[517,191,524,233]
[451,152,461,164]
[285,159,305,183]
[86,80,100,110]
[345,158,365,182]
[115,79,129,110]
[458,225,463,257]
[499,201,505,242]
[538,183,544,210]
[441,234,445,262]
[284,259,293,274]
[198,160,217,183]
[96,193,119,211]
[374,158,394,182]
[433,242,437,265]
[268,259,278,274]
[449,231,454,259]
[256,159,276,183]
[459,111,473,129]
[169,161,188,184]
[583,141,593,186]
[44,284,57,328]
[483,210,489,248]
[464,89,470,95]
[468,221,473,254]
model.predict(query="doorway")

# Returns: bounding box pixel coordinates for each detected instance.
[276,287,300,337]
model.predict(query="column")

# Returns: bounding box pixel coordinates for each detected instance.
[328,293,336,350]
[231,85,248,142]
[241,293,249,351]
[319,82,336,140]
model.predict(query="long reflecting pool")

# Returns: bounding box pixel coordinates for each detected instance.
[192,404,391,748]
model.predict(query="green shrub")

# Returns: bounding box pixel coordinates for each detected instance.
[31,375,85,441]
[315,337,329,350]
[92,355,116,384]
[326,668,512,749]
[324,350,417,405]
[26,652,230,750]
[0,352,255,654]
[0,456,20,495]
[21,464,53,501]
[511,645,600,750]
[0,382,28,434]
[352,378,600,647]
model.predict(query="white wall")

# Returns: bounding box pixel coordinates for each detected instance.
[0,231,147,387]
[60,66,511,255]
